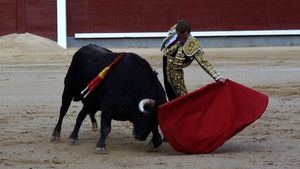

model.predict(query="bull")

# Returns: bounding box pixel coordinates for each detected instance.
[51,44,166,153]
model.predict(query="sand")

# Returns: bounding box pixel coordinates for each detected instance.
[0,34,299,169]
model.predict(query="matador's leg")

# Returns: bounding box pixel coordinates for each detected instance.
[166,68,188,98]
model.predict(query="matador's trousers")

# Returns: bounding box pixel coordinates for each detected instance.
[163,55,188,101]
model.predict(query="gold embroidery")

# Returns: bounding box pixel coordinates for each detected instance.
[165,56,188,96]
[183,36,201,57]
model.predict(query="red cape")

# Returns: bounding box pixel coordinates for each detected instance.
[158,80,268,154]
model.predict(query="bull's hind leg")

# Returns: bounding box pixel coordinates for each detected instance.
[90,113,98,131]
[96,108,112,154]
[51,87,73,142]
[69,105,97,145]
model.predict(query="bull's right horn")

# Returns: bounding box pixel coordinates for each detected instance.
[138,99,156,114]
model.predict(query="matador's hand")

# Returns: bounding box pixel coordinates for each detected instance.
[217,77,227,83]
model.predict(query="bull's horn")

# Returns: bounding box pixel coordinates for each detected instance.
[138,99,156,114]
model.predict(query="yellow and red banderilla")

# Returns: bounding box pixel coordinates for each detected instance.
[81,53,126,98]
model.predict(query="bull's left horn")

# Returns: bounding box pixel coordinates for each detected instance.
[138,99,156,114]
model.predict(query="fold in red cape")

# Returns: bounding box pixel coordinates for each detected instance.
[158,79,268,154]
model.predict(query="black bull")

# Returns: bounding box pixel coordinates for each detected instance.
[51,44,167,153]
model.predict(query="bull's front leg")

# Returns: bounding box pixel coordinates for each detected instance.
[96,112,112,154]
[150,126,162,148]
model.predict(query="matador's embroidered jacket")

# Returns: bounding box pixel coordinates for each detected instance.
[161,32,222,81]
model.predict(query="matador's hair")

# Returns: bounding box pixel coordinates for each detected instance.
[176,20,192,34]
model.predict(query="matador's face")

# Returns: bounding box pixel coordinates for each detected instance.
[177,31,189,44]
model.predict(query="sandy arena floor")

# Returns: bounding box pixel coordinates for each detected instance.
[0,34,299,169]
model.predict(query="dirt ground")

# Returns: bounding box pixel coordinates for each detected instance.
[0,34,299,169]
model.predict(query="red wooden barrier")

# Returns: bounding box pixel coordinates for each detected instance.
[67,0,300,35]
[0,0,17,35]
[0,0,56,41]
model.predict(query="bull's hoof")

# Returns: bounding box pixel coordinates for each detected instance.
[95,147,107,154]
[69,138,78,145]
[92,123,98,132]
[51,131,61,142]
[149,138,162,148]
[50,135,60,142]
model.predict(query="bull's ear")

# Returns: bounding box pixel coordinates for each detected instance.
[138,99,156,114]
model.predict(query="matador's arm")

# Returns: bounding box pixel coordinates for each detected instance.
[183,36,222,80]
[194,51,222,80]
